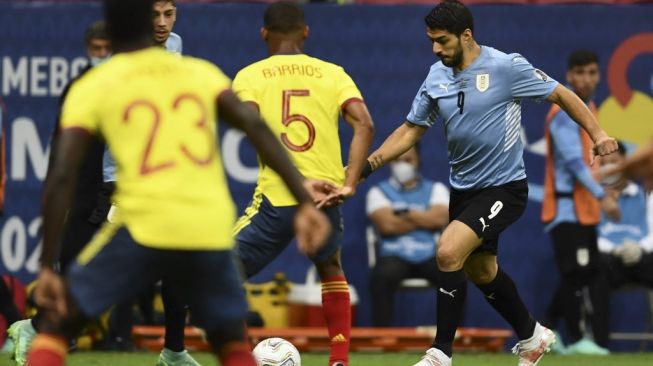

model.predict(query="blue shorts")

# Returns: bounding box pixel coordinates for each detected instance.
[67,225,247,332]
[234,194,344,278]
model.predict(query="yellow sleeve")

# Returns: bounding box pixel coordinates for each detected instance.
[232,69,257,104]
[336,67,364,109]
[60,78,100,134]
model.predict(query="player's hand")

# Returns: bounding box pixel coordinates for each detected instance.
[316,185,355,209]
[600,193,621,222]
[591,135,619,166]
[303,180,339,205]
[33,268,67,316]
[607,140,653,181]
[613,240,643,266]
[294,202,332,257]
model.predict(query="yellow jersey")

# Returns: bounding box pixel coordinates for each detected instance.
[60,47,236,250]
[233,54,363,206]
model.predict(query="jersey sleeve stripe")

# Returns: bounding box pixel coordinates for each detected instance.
[340,97,364,112]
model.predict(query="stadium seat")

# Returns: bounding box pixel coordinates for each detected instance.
[366,226,434,289]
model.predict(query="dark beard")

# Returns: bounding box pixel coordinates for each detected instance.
[441,48,463,68]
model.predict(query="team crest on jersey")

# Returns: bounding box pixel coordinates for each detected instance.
[476,73,490,92]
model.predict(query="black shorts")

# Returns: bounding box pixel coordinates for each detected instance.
[449,179,528,254]
[549,223,601,278]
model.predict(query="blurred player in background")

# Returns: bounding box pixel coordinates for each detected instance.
[357,1,618,365]
[232,2,374,365]
[153,0,182,55]
[25,1,331,366]
[541,50,615,355]
[610,140,653,181]
[7,21,111,366]
[598,142,653,290]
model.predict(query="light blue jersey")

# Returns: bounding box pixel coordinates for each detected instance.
[407,46,558,190]
[102,32,183,182]
[545,106,605,231]
[598,183,650,252]
[165,32,183,55]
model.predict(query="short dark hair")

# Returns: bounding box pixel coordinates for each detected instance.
[155,0,176,7]
[616,140,627,156]
[84,21,108,45]
[567,50,599,71]
[264,1,305,34]
[104,0,154,44]
[425,0,474,36]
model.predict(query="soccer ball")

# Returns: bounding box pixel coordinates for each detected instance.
[252,337,301,366]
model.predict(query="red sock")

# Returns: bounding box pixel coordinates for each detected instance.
[322,275,351,365]
[26,334,68,366]
[218,341,257,366]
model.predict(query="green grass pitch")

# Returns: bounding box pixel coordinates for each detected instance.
[59,351,653,366]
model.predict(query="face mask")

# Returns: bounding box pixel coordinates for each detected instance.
[89,56,109,67]
[391,161,417,185]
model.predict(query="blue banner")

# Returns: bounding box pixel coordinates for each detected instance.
[1,3,652,342]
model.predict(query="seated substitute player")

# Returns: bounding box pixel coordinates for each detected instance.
[366,145,449,327]
[598,142,653,291]
[7,20,111,366]
[24,1,331,366]
[357,2,618,366]
[231,3,374,366]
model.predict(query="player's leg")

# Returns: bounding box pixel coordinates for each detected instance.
[312,205,349,366]
[630,252,653,286]
[28,224,163,366]
[465,253,537,341]
[25,290,89,366]
[156,280,200,366]
[233,195,295,278]
[10,215,101,365]
[171,250,255,366]
[549,224,584,343]
[550,223,609,354]
[424,220,480,364]
[370,256,413,327]
[583,228,610,349]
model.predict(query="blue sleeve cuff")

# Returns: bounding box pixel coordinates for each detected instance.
[565,158,604,199]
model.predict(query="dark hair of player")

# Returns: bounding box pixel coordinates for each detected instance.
[567,50,599,71]
[264,1,305,34]
[84,21,109,45]
[104,0,154,44]
[155,0,176,6]
[424,0,474,36]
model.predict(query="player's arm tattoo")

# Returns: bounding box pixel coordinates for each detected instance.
[369,155,384,171]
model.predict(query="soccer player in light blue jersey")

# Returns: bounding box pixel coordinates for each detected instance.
[357,2,618,366]
[153,0,182,54]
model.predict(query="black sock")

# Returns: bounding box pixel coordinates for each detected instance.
[162,283,186,353]
[476,268,535,340]
[432,269,467,357]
